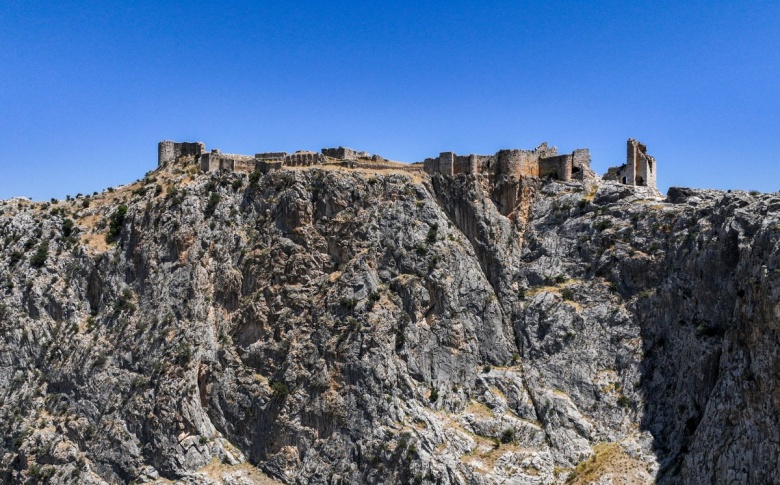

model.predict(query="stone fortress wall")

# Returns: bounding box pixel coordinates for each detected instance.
[158,141,206,166]
[157,139,657,190]
[422,143,598,183]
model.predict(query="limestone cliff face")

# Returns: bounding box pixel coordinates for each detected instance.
[0,161,779,484]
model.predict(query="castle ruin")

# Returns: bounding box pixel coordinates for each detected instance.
[157,141,403,173]
[603,139,657,188]
[156,138,657,190]
[422,143,597,182]
[158,141,205,166]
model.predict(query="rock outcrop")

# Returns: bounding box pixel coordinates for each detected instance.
[0,156,778,484]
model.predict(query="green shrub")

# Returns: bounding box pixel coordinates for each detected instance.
[429,387,439,402]
[106,205,128,242]
[339,297,357,310]
[426,223,438,243]
[175,342,192,365]
[270,380,289,398]
[30,242,49,268]
[594,219,612,231]
[561,288,574,301]
[62,218,74,237]
[500,428,515,444]
[204,193,221,216]
[166,186,183,206]
[113,288,136,314]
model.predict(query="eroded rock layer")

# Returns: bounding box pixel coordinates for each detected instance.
[0,161,779,484]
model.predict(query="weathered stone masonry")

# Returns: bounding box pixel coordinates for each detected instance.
[158,141,205,167]
[603,139,657,188]
[157,139,657,189]
[422,143,597,182]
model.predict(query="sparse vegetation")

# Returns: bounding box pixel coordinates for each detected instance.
[30,242,49,268]
[106,205,128,242]
[113,288,136,314]
[204,192,221,216]
[500,428,515,444]
[270,380,289,398]
[426,223,438,243]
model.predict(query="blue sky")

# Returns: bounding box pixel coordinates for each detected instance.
[1,1,779,200]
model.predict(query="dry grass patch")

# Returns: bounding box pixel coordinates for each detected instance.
[465,401,494,419]
[80,232,110,254]
[195,458,281,484]
[566,442,651,484]
[462,442,524,472]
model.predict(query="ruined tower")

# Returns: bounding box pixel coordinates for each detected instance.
[157,140,206,167]
[626,139,656,188]
[603,139,657,189]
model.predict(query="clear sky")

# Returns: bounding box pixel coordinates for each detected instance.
[1,1,779,200]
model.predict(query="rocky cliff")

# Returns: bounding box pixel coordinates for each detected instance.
[1,158,779,484]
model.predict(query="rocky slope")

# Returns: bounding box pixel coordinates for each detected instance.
[0,157,779,484]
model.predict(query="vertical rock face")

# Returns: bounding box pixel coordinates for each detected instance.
[0,162,779,484]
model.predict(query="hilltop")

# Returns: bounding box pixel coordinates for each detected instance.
[0,142,778,484]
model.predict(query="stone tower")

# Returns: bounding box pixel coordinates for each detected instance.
[157,141,206,167]
[158,141,176,167]
[624,139,657,188]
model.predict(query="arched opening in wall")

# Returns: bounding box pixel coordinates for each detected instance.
[622,176,627,184]
[572,166,581,174]
[636,176,645,186]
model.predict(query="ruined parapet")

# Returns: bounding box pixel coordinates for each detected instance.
[497,143,558,177]
[285,151,325,166]
[158,140,206,167]
[423,152,455,176]
[422,143,597,183]
[322,147,370,160]
[604,139,657,188]
[537,154,573,181]
[255,152,288,161]
[257,160,283,173]
[199,149,256,172]
[571,149,596,180]
[536,148,596,182]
